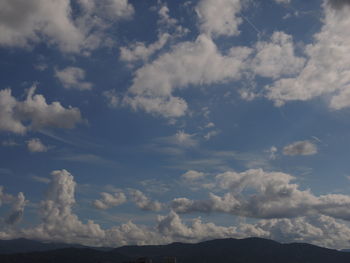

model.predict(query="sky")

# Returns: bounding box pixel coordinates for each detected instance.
[2,0,350,250]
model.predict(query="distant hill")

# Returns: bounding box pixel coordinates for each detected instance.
[1,237,350,263]
[0,238,112,254]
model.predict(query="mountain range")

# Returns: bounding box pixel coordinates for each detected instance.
[1,237,350,263]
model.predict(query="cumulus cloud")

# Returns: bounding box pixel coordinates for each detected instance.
[93,192,127,210]
[120,33,170,64]
[2,170,350,248]
[5,192,27,225]
[129,189,163,212]
[55,67,92,90]
[0,0,134,53]
[125,34,251,117]
[196,0,242,37]
[251,31,305,79]
[265,1,350,109]
[0,187,27,225]
[0,85,83,134]
[27,138,48,153]
[21,170,106,245]
[0,186,16,206]
[78,0,134,20]
[119,1,187,66]
[283,140,317,156]
[171,169,350,221]
[241,215,350,249]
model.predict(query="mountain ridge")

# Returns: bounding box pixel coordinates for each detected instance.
[1,237,350,263]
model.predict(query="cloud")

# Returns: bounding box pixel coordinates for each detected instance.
[57,153,116,167]
[1,139,19,147]
[283,140,317,156]
[251,31,305,79]
[129,189,163,211]
[0,186,16,206]
[173,131,198,147]
[119,2,187,66]
[125,34,251,117]
[31,175,50,184]
[2,170,350,248]
[195,0,242,37]
[103,89,120,108]
[156,210,238,243]
[171,169,350,221]
[93,192,127,210]
[327,0,350,9]
[5,192,27,225]
[154,131,198,149]
[20,170,106,245]
[266,146,278,160]
[120,33,171,64]
[0,187,27,225]
[204,130,220,140]
[0,0,134,53]
[55,67,92,90]
[265,1,350,109]
[139,179,170,194]
[181,170,206,181]
[0,86,83,134]
[27,138,48,153]
[274,0,291,4]
[241,215,350,249]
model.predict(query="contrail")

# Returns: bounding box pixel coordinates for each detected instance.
[241,15,261,36]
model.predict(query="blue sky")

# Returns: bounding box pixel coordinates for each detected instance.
[1,0,350,249]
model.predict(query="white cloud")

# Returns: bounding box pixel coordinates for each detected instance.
[0,86,83,134]
[242,215,350,249]
[171,169,350,221]
[55,67,92,91]
[195,0,242,37]
[119,1,188,66]
[27,138,48,153]
[103,89,120,108]
[120,33,170,63]
[93,192,127,210]
[266,146,278,160]
[2,170,350,248]
[274,0,291,4]
[0,187,27,225]
[31,175,50,184]
[251,31,305,79]
[129,189,163,212]
[5,192,27,225]
[125,34,251,117]
[265,1,350,109]
[181,170,206,181]
[283,140,318,156]
[21,170,106,246]
[0,186,16,206]
[204,130,220,140]
[173,131,198,147]
[0,0,134,54]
